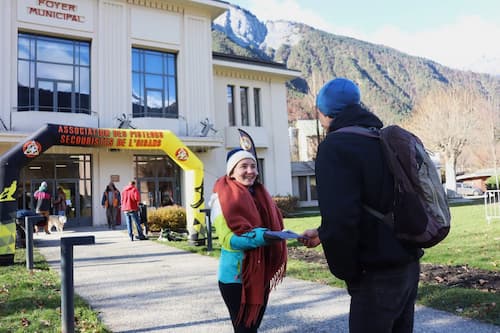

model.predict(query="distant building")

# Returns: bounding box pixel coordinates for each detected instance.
[289,120,321,207]
[457,168,499,191]
[291,161,317,207]
[289,119,324,162]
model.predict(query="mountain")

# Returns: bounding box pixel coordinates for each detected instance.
[213,4,500,124]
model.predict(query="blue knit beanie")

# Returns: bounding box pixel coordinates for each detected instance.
[316,78,361,117]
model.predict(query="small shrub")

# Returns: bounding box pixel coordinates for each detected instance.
[147,205,186,232]
[485,176,500,190]
[272,194,299,217]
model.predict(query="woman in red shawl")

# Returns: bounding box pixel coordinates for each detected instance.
[209,148,287,332]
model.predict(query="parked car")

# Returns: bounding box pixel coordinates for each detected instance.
[456,182,484,196]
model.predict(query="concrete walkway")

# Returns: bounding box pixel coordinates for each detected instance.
[34,227,499,333]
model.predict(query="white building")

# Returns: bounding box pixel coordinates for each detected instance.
[0,0,298,241]
[289,119,324,162]
[288,119,323,207]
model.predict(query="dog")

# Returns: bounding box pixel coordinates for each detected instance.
[47,215,67,233]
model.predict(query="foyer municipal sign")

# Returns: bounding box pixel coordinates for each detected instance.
[18,0,93,31]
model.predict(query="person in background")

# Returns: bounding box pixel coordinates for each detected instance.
[53,187,67,216]
[209,148,287,333]
[33,181,51,234]
[299,78,422,333]
[161,190,174,207]
[121,180,147,241]
[102,183,121,229]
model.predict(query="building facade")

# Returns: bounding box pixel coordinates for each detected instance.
[288,119,324,206]
[0,0,297,231]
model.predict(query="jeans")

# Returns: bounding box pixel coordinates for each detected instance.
[124,210,144,240]
[347,261,420,333]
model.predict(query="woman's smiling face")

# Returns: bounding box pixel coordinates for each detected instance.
[231,158,258,187]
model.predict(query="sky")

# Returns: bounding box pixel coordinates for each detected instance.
[227,0,500,75]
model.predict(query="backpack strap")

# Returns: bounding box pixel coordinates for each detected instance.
[335,126,395,228]
[334,126,380,138]
[363,204,395,228]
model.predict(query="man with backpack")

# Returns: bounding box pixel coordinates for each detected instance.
[300,78,424,333]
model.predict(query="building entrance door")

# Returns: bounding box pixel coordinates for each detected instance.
[56,180,79,227]
[29,179,90,228]
[20,154,93,228]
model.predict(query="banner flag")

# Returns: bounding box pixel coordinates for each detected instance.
[237,128,259,175]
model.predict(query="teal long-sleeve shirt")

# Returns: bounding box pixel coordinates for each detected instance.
[209,193,269,283]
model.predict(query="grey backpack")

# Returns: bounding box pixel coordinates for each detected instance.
[336,125,451,248]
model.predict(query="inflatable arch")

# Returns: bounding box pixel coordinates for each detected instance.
[0,124,206,265]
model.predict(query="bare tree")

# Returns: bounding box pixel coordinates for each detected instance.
[487,93,500,189]
[406,84,489,196]
[305,71,327,149]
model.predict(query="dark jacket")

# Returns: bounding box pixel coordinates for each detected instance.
[53,192,67,212]
[316,104,422,282]
[34,190,51,212]
[101,190,121,208]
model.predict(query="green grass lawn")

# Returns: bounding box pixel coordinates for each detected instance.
[283,203,500,325]
[0,249,111,333]
[422,203,499,270]
[285,204,499,271]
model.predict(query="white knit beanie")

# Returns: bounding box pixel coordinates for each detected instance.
[226,148,256,176]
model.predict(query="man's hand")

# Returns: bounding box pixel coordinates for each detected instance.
[298,229,321,248]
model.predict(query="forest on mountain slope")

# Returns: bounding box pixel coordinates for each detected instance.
[212,25,499,126]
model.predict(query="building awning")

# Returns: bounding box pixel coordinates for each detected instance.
[0,132,31,143]
[291,161,315,176]
[213,52,301,80]
[179,135,224,152]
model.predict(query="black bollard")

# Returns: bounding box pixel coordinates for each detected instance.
[200,208,212,251]
[60,236,95,333]
[24,215,46,270]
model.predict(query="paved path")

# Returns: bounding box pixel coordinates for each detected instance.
[35,227,499,333]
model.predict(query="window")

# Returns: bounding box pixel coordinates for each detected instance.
[132,48,177,118]
[298,175,317,201]
[254,88,261,126]
[298,176,308,201]
[257,158,265,184]
[240,87,249,126]
[310,176,318,200]
[134,155,181,208]
[17,33,90,113]
[227,85,235,126]
[227,85,261,126]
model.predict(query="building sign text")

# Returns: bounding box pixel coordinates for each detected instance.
[27,0,85,23]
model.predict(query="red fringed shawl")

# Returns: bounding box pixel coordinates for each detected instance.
[214,176,287,327]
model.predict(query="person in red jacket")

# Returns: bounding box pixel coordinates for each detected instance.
[121,180,147,241]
